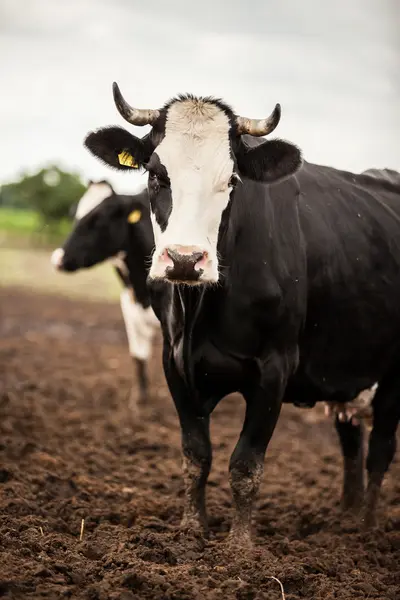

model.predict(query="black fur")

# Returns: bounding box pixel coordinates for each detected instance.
[57,182,157,405]
[59,185,154,308]
[146,153,171,233]
[235,137,302,183]
[84,92,400,540]
[84,127,154,171]
[148,160,400,538]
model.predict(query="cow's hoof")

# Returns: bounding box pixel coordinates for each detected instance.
[361,510,378,530]
[180,516,208,537]
[341,492,364,515]
[226,527,253,551]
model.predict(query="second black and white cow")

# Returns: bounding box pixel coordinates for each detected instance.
[51,180,159,404]
[83,84,399,546]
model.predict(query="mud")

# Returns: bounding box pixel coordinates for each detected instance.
[0,287,399,599]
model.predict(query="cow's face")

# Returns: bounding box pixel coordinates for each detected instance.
[146,100,236,284]
[84,86,302,285]
[51,181,142,272]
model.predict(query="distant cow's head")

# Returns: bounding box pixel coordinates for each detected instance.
[51,180,148,272]
[84,84,302,285]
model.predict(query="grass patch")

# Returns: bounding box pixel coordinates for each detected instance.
[0,208,121,302]
[0,207,72,248]
[0,207,71,248]
[0,247,121,302]
[0,207,40,233]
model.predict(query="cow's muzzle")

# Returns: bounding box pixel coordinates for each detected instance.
[50,248,65,270]
[150,245,214,284]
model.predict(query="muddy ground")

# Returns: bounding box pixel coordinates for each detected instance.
[0,287,399,599]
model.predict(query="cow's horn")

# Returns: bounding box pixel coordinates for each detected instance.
[235,103,281,137]
[112,82,160,126]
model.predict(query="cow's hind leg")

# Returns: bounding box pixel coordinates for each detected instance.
[163,346,212,535]
[335,418,365,512]
[127,358,148,413]
[364,373,400,528]
[134,357,148,404]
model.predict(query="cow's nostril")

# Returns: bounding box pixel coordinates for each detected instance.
[161,249,173,264]
[50,248,65,270]
[192,251,205,264]
[166,249,207,268]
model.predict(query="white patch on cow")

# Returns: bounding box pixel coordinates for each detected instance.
[149,99,234,283]
[323,382,378,425]
[109,251,129,278]
[119,288,159,361]
[75,181,113,220]
[150,211,163,252]
[50,247,64,269]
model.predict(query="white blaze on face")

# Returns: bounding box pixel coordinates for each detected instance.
[119,289,159,361]
[149,99,234,283]
[75,182,113,220]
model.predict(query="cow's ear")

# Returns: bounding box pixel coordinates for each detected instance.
[84,126,153,171]
[235,138,302,183]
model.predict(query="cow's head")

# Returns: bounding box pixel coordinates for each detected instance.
[51,180,148,272]
[84,84,302,285]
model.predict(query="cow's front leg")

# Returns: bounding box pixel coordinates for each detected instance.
[163,348,212,535]
[228,354,288,547]
[179,414,211,533]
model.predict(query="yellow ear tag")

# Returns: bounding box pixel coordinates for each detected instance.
[127,209,142,224]
[118,150,138,168]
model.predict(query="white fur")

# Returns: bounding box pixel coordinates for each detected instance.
[109,251,129,278]
[149,100,234,283]
[75,182,113,220]
[119,289,159,361]
[50,247,64,269]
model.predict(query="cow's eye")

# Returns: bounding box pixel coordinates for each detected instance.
[229,174,239,187]
[148,170,158,181]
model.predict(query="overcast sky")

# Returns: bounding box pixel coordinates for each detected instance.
[1,0,399,193]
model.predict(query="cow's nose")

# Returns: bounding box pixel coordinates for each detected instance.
[163,245,208,281]
[50,248,65,270]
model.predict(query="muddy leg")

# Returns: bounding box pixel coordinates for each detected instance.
[180,415,211,533]
[228,355,288,547]
[335,418,364,512]
[364,376,400,528]
[163,344,212,535]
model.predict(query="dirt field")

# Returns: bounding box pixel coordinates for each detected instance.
[0,287,399,600]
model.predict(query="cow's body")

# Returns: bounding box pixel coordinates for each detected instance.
[84,88,400,545]
[152,159,400,398]
[51,181,159,404]
[148,159,399,537]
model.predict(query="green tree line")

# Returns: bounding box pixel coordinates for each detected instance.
[0,166,87,226]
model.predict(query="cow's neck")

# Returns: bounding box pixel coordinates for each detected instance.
[168,175,305,359]
[111,249,151,308]
[111,252,131,289]
[125,237,153,309]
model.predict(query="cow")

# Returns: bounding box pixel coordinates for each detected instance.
[82,83,400,546]
[50,180,159,406]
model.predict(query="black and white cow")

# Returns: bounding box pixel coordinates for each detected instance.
[51,180,159,405]
[83,84,400,545]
